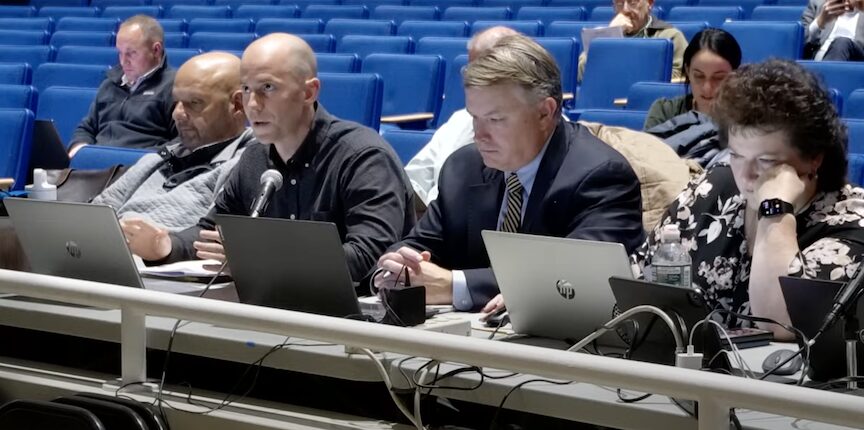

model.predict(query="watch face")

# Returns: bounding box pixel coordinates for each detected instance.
[760,199,793,218]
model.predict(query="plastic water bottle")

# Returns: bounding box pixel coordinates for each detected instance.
[25,168,57,201]
[651,224,692,288]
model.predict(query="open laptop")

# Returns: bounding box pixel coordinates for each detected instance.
[29,119,70,172]
[481,230,631,348]
[780,276,864,382]
[216,214,367,318]
[4,198,205,295]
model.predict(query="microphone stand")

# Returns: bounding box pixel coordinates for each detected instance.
[842,288,864,390]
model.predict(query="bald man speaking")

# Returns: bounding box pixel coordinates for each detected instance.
[128,34,415,282]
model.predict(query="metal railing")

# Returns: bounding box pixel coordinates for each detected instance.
[0,268,863,430]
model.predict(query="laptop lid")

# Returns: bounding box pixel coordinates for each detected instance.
[481,230,631,344]
[216,214,362,318]
[779,276,864,381]
[5,198,145,289]
[29,119,70,171]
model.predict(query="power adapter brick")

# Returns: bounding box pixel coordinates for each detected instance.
[675,345,704,370]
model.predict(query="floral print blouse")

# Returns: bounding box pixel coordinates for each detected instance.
[632,164,864,326]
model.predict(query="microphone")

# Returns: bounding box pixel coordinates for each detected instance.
[817,264,864,336]
[249,169,283,218]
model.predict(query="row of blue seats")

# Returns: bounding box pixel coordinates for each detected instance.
[18,0,811,11]
[2,3,807,21]
[0,5,810,36]
[0,19,805,62]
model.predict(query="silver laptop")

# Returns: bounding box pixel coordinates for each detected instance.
[5,198,203,294]
[216,214,367,318]
[482,230,632,345]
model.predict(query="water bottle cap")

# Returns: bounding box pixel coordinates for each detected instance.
[660,224,680,243]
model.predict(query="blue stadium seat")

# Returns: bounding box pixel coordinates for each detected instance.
[698,0,762,18]
[666,21,709,44]
[37,6,99,19]
[50,31,115,48]
[588,6,616,21]
[626,81,687,111]
[750,6,805,21]
[255,18,323,35]
[337,35,413,57]
[0,17,54,32]
[798,61,864,102]
[516,6,586,25]
[545,21,608,38]
[157,18,188,33]
[848,153,864,186]
[70,145,152,170]
[846,119,864,155]
[36,86,98,147]
[573,109,648,130]
[546,0,609,13]
[372,6,440,24]
[845,89,864,120]
[0,6,37,18]
[775,0,808,5]
[471,20,543,36]
[213,0,275,8]
[163,32,188,48]
[325,19,396,40]
[284,0,340,9]
[536,37,580,97]
[0,30,50,45]
[654,0,687,15]
[188,18,254,33]
[91,0,151,7]
[318,72,383,130]
[298,34,335,52]
[33,64,108,93]
[302,5,370,22]
[479,0,543,11]
[361,53,445,120]
[578,38,672,109]
[316,53,360,73]
[166,48,203,68]
[167,5,232,19]
[188,32,256,51]
[829,87,844,114]
[415,36,468,65]
[0,46,55,70]
[55,46,117,66]
[408,0,473,6]
[32,0,88,6]
[234,5,299,20]
[342,0,403,6]
[381,129,434,164]
[0,64,33,86]
[723,21,803,63]
[433,53,467,128]
[0,108,35,190]
[153,0,210,6]
[441,7,511,23]
[666,6,743,27]
[56,17,120,32]
[100,6,164,19]
[0,85,38,112]
[398,20,469,38]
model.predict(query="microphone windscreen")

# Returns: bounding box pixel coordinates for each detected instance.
[259,169,284,191]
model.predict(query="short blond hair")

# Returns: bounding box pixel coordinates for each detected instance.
[463,34,562,111]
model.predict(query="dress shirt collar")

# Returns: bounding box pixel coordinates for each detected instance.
[503,133,552,197]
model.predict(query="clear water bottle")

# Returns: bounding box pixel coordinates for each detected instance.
[651,224,692,288]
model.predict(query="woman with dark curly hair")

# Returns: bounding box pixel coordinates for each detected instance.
[632,59,864,340]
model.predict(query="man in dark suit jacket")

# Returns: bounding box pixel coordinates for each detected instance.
[375,35,645,312]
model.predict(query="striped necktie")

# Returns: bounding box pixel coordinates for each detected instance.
[500,173,524,233]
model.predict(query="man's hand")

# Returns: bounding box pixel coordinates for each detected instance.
[375,246,453,305]
[121,218,171,261]
[817,0,848,29]
[67,142,89,158]
[193,228,225,262]
[609,13,634,33]
[479,294,506,321]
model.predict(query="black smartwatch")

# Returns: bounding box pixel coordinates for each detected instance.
[758,198,794,219]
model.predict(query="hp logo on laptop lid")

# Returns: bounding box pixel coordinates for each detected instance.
[556,279,575,300]
[65,241,82,259]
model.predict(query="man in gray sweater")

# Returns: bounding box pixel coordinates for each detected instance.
[94,52,253,232]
